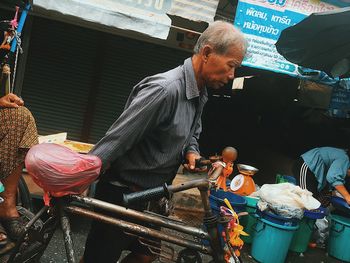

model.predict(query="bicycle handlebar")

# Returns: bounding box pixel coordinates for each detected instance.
[123,164,224,207]
[123,184,170,206]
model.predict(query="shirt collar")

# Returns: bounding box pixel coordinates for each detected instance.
[184,57,202,100]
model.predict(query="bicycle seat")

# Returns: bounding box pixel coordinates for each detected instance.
[25,143,101,198]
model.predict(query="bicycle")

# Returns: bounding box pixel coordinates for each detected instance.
[16,173,34,212]
[6,162,245,263]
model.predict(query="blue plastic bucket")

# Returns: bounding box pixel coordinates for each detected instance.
[209,189,247,215]
[256,209,299,227]
[251,217,299,263]
[331,196,350,216]
[304,206,328,219]
[205,190,246,248]
[328,214,350,262]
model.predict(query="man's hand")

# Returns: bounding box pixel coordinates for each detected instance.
[0,93,24,108]
[185,152,201,171]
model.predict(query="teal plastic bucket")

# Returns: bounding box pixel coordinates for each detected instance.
[289,207,327,253]
[251,217,299,263]
[289,217,315,253]
[328,214,350,262]
[241,196,259,244]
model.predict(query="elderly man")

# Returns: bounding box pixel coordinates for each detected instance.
[82,20,247,263]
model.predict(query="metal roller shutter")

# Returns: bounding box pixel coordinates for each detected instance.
[20,16,190,143]
[21,17,99,141]
[89,36,190,143]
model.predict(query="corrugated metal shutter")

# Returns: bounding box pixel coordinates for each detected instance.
[85,33,190,143]
[21,17,99,140]
[20,16,190,143]
[0,8,11,17]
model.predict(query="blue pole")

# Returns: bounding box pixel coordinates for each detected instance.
[10,3,31,53]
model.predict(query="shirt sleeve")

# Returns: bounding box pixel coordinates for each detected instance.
[90,84,168,169]
[326,158,350,187]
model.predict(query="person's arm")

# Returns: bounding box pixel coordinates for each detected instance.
[90,84,168,170]
[184,118,202,170]
[0,93,24,108]
[334,184,350,204]
[326,158,350,204]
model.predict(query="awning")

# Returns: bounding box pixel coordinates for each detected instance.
[33,0,219,40]
[168,0,220,23]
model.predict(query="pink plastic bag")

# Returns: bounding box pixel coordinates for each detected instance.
[25,143,101,204]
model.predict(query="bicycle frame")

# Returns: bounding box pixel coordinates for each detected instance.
[9,166,229,263]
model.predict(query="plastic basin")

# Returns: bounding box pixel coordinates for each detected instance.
[209,189,247,214]
[304,206,328,219]
[331,196,350,216]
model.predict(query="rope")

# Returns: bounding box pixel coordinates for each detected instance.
[13,31,22,53]
[1,5,27,93]
[11,46,19,93]
[10,30,23,92]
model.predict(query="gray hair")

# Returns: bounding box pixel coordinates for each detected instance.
[193,21,247,55]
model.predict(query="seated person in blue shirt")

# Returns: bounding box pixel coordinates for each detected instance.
[292,147,350,207]
[81,21,247,263]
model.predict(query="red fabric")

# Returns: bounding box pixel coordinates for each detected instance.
[25,143,101,202]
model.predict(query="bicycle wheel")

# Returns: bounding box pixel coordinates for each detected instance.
[17,176,34,212]
[9,207,57,263]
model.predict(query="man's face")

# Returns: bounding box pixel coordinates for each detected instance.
[202,45,245,89]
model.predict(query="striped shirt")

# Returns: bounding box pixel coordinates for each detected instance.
[90,58,208,188]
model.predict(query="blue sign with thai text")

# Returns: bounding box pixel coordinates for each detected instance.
[234,0,342,76]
